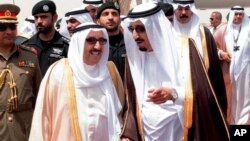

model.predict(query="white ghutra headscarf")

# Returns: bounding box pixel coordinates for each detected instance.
[225,6,250,81]
[172,0,204,58]
[67,22,121,140]
[123,2,181,111]
[19,16,37,38]
[59,7,93,39]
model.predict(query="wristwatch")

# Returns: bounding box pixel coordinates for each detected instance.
[171,89,178,101]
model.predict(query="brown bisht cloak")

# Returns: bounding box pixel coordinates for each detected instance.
[122,35,229,141]
[186,38,229,141]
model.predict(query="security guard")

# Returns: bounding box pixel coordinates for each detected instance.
[23,0,69,76]
[0,4,42,141]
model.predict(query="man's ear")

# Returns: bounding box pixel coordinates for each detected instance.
[96,19,100,25]
[53,13,58,23]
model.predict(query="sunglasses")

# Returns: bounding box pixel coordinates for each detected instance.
[86,37,107,45]
[210,18,214,21]
[0,23,17,32]
[128,25,145,33]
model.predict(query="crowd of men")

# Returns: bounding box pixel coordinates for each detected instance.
[0,0,249,141]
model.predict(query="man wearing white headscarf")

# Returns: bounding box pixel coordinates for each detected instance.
[59,7,93,40]
[225,6,250,125]
[123,3,183,141]
[15,16,37,44]
[82,0,103,23]
[172,0,227,117]
[29,22,123,141]
[123,2,229,141]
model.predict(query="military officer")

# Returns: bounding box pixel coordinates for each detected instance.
[0,3,42,141]
[23,0,69,76]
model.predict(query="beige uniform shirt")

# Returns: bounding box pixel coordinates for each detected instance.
[0,45,42,141]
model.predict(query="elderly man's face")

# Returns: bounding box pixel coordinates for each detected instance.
[175,5,192,24]
[128,20,153,52]
[233,12,244,25]
[210,12,221,28]
[83,30,107,65]
[67,18,81,36]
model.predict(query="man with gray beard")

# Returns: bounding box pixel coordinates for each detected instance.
[23,0,69,76]
[97,1,126,81]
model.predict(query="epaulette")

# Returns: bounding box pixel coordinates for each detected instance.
[18,45,38,55]
[61,36,70,44]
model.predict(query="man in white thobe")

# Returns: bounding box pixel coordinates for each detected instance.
[225,6,250,125]
[123,3,184,141]
[29,22,122,141]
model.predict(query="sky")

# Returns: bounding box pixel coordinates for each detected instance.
[1,0,250,27]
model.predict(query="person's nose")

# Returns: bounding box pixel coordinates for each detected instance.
[36,17,42,24]
[132,30,139,39]
[93,41,102,49]
[181,9,187,15]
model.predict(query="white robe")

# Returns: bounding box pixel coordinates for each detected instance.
[140,53,183,141]
[29,59,121,141]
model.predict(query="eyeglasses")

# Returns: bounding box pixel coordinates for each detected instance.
[210,18,214,21]
[86,37,107,45]
[0,23,17,32]
[128,25,145,33]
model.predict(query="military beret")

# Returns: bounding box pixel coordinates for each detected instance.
[0,4,20,23]
[97,2,120,18]
[32,0,56,16]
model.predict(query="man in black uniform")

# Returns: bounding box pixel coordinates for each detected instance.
[97,1,126,81]
[23,0,69,76]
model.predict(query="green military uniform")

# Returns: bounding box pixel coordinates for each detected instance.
[0,45,42,141]
[0,3,42,141]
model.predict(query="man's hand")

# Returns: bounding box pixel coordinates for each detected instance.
[220,51,231,62]
[147,87,174,104]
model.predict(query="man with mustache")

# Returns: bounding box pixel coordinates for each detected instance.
[0,4,42,141]
[82,0,103,23]
[172,0,228,121]
[97,1,126,81]
[122,3,184,141]
[23,0,69,76]
[225,6,250,125]
[59,7,93,40]
[29,22,125,141]
[123,2,229,141]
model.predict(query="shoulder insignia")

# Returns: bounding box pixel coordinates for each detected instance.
[18,45,38,55]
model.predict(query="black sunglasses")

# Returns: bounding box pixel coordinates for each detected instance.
[0,23,17,32]
[128,25,146,33]
[86,37,107,45]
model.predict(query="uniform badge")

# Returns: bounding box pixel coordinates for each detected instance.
[50,48,64,58]
[43,5,49,12]
[18,60,35,67]
[4,10,11,17]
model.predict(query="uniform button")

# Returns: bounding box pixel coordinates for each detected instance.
[6,65,10,69]
[8,116,13,122]
[25,71,29,74]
